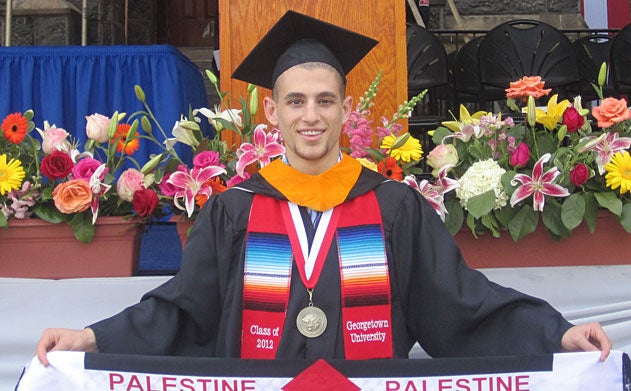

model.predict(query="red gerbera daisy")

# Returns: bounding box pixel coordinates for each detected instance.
[1,112,29,144]
[377,157,403,181]
[112,123,140,155]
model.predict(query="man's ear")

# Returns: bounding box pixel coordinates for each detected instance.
[263,96,278,126]
[342,95,353,123]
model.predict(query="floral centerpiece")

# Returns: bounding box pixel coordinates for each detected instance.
[424,71,631,242]
[0,70,285,243]
[0,109,146,243]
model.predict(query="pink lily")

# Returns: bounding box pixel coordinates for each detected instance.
[579,132,631,174]
[403,166,459,221]
[510,153,570,212]
[88,164,112,224]
[441,124,478,143]
[236,124,285,177]
[168,165,226,217]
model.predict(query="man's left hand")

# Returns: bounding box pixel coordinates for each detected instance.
[561,322,612,362]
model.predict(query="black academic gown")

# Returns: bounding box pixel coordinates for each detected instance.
[90,167,573,359]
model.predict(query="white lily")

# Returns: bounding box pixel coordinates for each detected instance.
[196,106,243,132]
[171,116,200,148]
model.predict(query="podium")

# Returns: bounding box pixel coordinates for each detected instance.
[217,0,408,148]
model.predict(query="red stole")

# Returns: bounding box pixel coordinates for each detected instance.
[241,191,393,359]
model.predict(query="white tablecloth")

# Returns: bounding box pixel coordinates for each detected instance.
[2,266,630,390]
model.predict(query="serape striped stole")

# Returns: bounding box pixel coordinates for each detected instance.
[241,191,393,359]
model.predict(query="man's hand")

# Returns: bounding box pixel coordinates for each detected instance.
[561,322,612,362]
[36,328,98,367]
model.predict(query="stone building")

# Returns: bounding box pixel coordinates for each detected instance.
[0,1,611,47]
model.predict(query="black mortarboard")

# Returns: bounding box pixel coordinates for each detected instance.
[231,10,378,90]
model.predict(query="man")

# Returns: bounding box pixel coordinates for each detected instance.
[37,11,611,364]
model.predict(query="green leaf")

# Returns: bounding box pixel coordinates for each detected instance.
[506,97,519,112]
[494,205,517,229]
[620,203,631,233]
[465,190,496,219]
[480,214,500,237]
[508,205,538,241]
[431,127,452,144]
[542,201,570,238]
[583,192,599,233]
[594,191,623,216]
[444,198,464,236]
[32,204,71,224]
[69,213,95,243]
[465,212,477,237]
[500,171,517,197]
[561,193,585,230]
[0,213,7,228]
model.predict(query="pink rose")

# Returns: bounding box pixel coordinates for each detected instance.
[193,151,223,169]
[116,168,145,202]
[40,126,70,154]
[426,144,458,177]
[510,142,530,168]
[158,165,188,197]
[85,113,111,143]
[72,158,108,181]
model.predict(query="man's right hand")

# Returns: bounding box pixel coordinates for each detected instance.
[36,328,98,367]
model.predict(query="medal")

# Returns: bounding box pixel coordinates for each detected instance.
[296,288,327,338]
[296,306,327,338]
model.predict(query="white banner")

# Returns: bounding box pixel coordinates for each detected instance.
[16,350,629,391]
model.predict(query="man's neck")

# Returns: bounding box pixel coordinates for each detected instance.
[285,151,342,176]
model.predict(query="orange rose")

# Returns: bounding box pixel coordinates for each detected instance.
[505,76,552,101]
[592,97,631,129]
[52,179,93,214]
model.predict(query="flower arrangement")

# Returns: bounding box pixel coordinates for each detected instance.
[0,109,147,242]
[423,71,631,242]
[145,70,285,223]
[343,71,426,180]
[0,70,285,242]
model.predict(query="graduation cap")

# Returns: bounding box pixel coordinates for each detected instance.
[231,10,378,90]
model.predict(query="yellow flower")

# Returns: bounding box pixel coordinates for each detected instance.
[605,151,631,194]
[441,105,487,132]
[531,94,570,130]
[380,134,423,163]
[356,158,378,172]
[0,154,26,195]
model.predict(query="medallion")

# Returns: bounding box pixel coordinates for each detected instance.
[296,306,327,338]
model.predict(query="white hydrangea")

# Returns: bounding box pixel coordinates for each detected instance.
[456,159,508,210]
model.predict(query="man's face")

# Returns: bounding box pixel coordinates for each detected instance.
[264,65,352,175]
